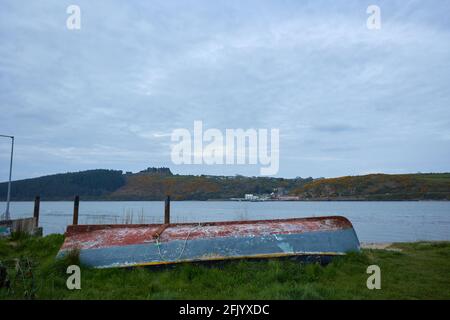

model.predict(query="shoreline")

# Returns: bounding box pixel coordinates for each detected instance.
[360,240,450,250]
[1,199,450,202]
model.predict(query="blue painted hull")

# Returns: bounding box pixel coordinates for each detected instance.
[77,228,359,268]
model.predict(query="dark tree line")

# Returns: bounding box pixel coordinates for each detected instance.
[0,169,126,200]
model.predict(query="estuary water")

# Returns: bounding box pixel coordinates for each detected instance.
[1,201,449,243]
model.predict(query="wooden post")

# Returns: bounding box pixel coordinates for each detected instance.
[73,195,79,225]
[164,195,170,224]
[33,196,40,227]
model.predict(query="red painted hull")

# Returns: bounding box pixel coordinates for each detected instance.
[62,216,353,250]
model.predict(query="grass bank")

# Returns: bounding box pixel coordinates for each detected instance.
[1,234,449,299]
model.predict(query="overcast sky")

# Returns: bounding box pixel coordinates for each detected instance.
[1,0,450,180]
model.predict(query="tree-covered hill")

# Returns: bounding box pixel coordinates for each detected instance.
[0,169,125,200]
[291,173,450,200]
[109,174,309,200]
[0,168,311,201]
[1,169,449,201]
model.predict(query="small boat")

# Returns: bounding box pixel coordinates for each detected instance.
[57,216,360,268]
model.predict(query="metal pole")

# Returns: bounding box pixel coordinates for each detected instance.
[0,135,13,221]
[5,137,14,221]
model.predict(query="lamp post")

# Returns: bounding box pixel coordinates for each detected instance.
[0,134,14,221]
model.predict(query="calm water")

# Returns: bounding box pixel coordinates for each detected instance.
[1,201,450,243]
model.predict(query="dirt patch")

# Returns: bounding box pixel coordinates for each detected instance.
[361,242,403,252]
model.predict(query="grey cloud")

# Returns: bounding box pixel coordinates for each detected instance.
[1,0,450,179]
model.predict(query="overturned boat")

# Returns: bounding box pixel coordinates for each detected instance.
[57,215,360,268]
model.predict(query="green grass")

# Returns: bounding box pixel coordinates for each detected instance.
[1,234,449,299]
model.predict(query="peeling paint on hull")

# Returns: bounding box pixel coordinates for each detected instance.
[58,216,360,268]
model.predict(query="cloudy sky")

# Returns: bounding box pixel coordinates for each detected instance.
[1,0,449,180]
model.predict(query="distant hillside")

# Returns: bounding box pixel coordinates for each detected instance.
[1,169,449,201]
[109,174,308,200]
[0,169,125,200]
[0,167,311,201]
[291,173,450,200]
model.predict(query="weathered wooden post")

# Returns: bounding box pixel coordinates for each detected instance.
[33,196,40,227]
[73,195,79,225]
[164,195,170,224]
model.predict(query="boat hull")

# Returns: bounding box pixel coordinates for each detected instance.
[58,216,360,268]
